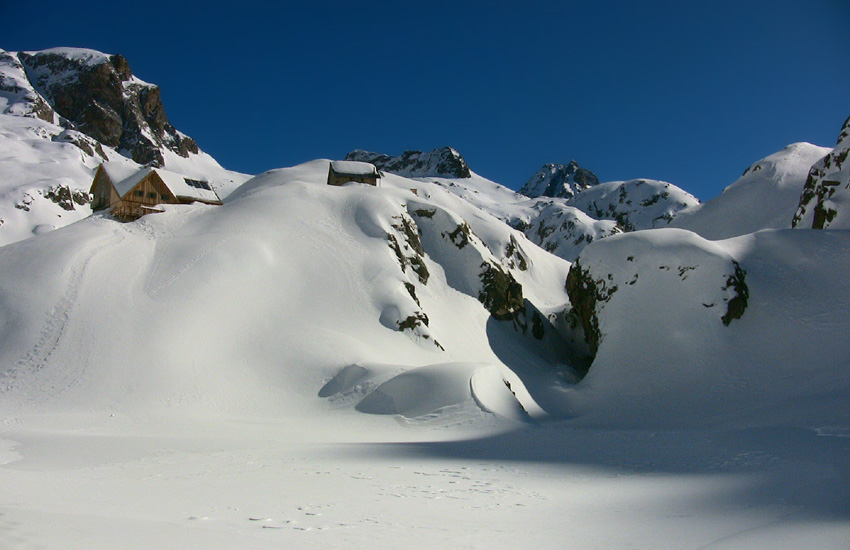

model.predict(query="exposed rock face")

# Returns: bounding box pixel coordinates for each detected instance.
[478,262,524,321]
[346,147,471,178]
[520,161,599,199]
[45,185,91,211]
[15,48,198,167]
[564,259,611,356]
[793,115,850,229]
[409,203,526,321]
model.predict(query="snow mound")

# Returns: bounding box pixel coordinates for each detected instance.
[320,362,531,423]
[564,227,850,427]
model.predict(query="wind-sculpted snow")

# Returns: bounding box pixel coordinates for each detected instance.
[674,142,831,239]
[793,115,850,229]
[0,159,569,419]
[318,362,531,423]
[562,227,850,427]
[1,155,850,549]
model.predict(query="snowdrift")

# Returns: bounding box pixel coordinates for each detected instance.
[564,227,850,427]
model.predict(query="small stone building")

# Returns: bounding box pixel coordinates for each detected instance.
[327,161,380,186]
[90,162,222,221]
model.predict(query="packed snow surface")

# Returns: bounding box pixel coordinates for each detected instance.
[0,159,848,549]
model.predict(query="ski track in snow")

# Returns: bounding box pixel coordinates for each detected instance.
[4,228,126,405]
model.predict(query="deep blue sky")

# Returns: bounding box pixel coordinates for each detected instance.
[4,0,849,199]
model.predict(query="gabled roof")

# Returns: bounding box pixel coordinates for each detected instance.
[98,160,140,188]
[330,160,379,177]
[105,164,221,204]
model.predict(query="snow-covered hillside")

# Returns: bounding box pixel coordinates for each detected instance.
[0,159,571,418]
[563,227,850,425]
[673,142,831,239]
[0,47,249,247]
[1,150,848,548]
[0,43,848,549]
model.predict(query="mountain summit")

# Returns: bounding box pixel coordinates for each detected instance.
[519,160,599,199]
[3,47,196,167]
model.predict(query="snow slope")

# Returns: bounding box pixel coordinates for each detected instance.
[673,142,831,239]
[564,227,850,428]
[0,156,848,548]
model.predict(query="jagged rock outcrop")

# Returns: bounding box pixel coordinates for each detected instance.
[793,115,850,229]
[346,147,471,178]
[15,48,198,167]
[520,161,599,199]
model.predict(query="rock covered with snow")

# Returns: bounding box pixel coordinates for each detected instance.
[522,201,620,262]
[519,160,599,199]
[793,115,850,229]
[673,142,831,239]
[567,178,700,232]
[0,47,249,246]
[562,227,850,426]
[565,228,748,357]
[346,147,471,178]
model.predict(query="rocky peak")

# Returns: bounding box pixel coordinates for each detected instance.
[519,160,599,199]
[13,48,198,167]
[792,115,850,229]
[345,146,471,178]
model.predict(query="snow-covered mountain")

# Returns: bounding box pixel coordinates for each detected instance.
[793,115,850,229]
[0,47,249,246]
[519,160,599,199]
[567,178,700,232]
[1,53,849,548]
[348,147,701,262]
[345,147,471,178]
[672,142,831,239]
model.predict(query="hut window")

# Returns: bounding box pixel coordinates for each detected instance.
[160,194,169,200]
[147,192,157,198]
[134,190,143,197]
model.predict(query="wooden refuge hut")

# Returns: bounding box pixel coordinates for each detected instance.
[90,162,222,221]
[327,161,380,186]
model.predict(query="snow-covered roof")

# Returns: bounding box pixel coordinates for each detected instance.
[330,161,378,177]
[155,169,221,203]
[99,161,141,188]
[111,166,220,203]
